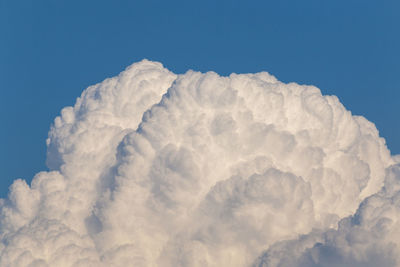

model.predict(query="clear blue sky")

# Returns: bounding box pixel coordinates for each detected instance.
[1,0,399,198]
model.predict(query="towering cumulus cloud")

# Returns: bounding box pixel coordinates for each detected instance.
[1,60,399,266]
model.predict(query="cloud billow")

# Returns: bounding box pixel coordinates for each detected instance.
[1,60,398,266]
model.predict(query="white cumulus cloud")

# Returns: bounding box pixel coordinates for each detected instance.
[1,60,398,267]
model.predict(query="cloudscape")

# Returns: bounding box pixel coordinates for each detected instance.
[1,60,399,266]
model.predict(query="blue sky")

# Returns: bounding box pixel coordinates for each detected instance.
[1,0,399,198]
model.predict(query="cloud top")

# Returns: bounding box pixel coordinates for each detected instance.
[0,60,397,267]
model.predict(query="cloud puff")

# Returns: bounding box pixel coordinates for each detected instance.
[0,60,397,266]
[254,164,400,267]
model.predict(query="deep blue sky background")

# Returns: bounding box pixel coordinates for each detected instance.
[1,0,399,198]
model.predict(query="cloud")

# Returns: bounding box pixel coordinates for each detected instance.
[0,60,397,266]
